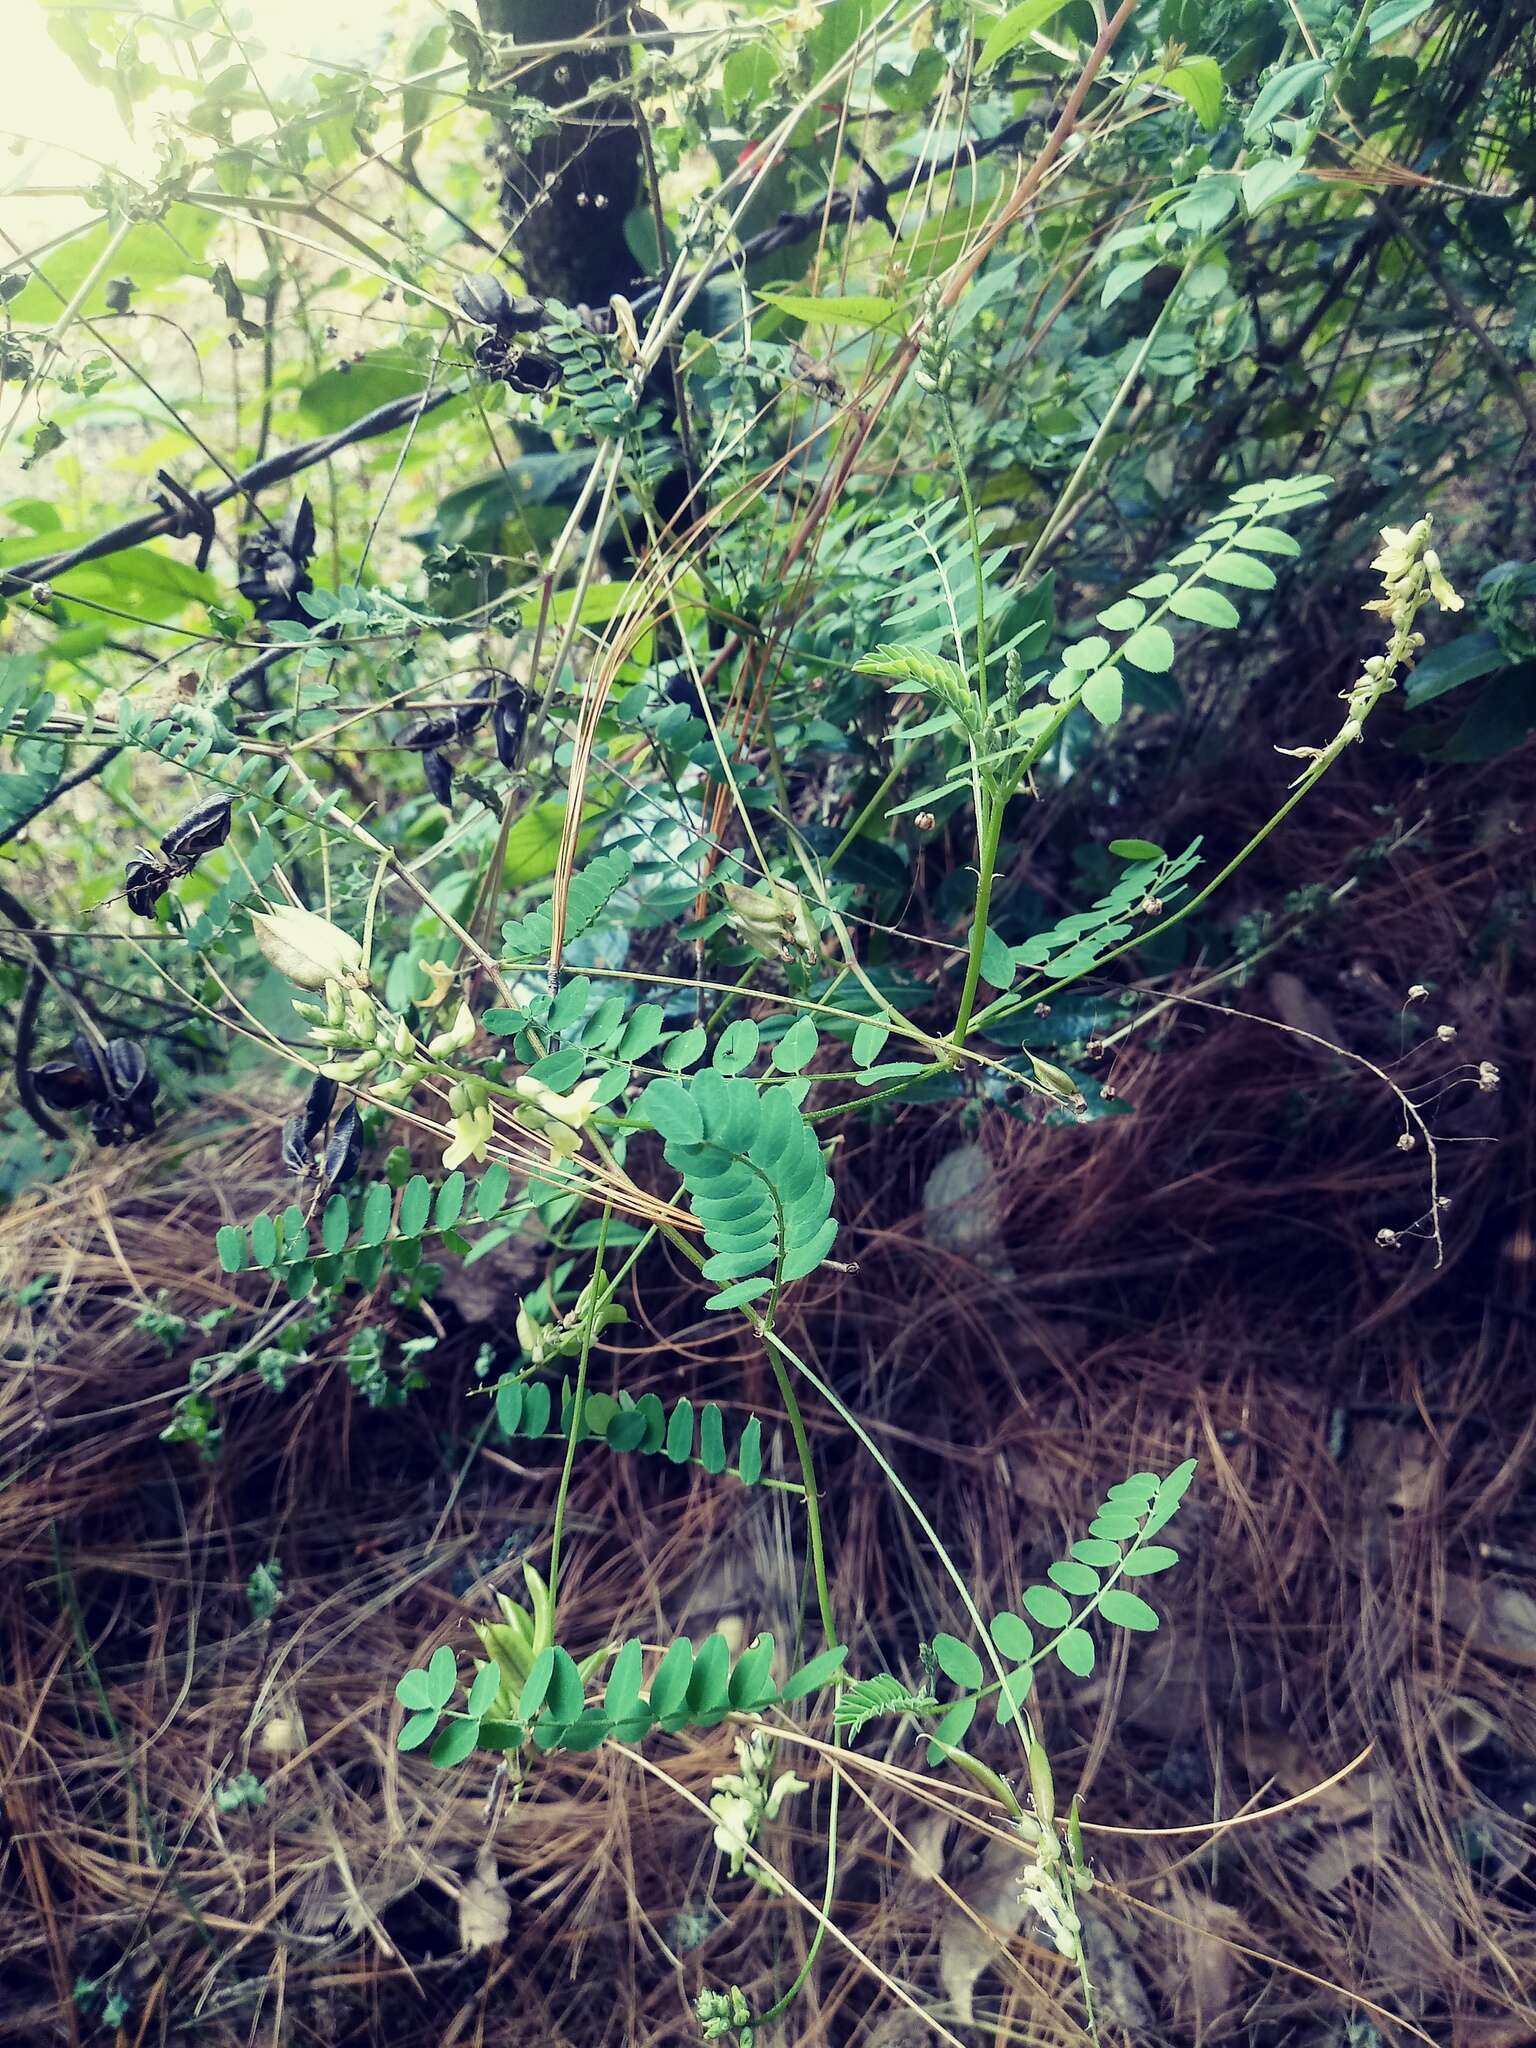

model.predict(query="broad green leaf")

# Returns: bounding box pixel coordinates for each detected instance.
[604,1639,645,1723]
[1204,552,1276,590]
[1048,1560,1100,1596]
[1099,1589,1160,1631]
[215,1225,247,1273]
[926,1693,979,1762]
[1162,55,1224,130]
[398,1174,431,1236]
[1055,1629,1096,1676]
[852,1021,889,1068]
[1108,838,1163,861]
[979,0,1072,71]
[360,1181,393,1246]
[546,1646,586,1723]
[1101,258,1158,309]
[1022,1584,1073,1629]
[250,1213,278,1268]
[1080,668,1123,725]
[1097,597,1146,632]
[467,1660,502,1718]
[931,1632,983,1689]
[1121,1545,1180,1576]
[664,1396,694,1464]
[1369,0,1435,42]
[397,1708,440,1751]
[1168,585,1241,629]
[429,1716,482,1768]
[1120,623,1177,672]
[979,925,1015,991]
[737,1414,764,1484]
[647,1637,693,1717]
[1243,156,1305,215]
[772,1016,818,1072]
[714,1018,760,1074]
[425,1644,457,1710]
[321,1195,350,1255]
[757,289,899,331]
[396,1667,436,1711]
[780,1643,849,1701]
[990,1611,1035,1662]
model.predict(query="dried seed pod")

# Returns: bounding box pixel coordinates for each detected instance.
[71,1033,108,1099]
[493,683,530,771]
[281,1114,311,1177]
[33,1059,102,1111]
[401,713,461,750]
[104,1038,149,1101]
[300,1070,338,1144]
[453,675,496,739]
[322,1101,363,1187]
[90,1099,126,1146]
[503,347,562,395]
[125,853,173,918]
[237,496,317,620]
[422,748,454,808]
[160,795,232,865]
[455,273,544,332]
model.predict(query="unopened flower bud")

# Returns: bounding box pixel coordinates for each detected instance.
[252,907,367,991]
[427,1000,477,1058]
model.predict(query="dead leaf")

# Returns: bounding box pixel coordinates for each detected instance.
[1080,1902,1154,2031]
[1162,1889,1251,2031]
[459,1848,510,1952]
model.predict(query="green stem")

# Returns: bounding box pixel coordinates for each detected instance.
[949,792,1005,1055]
[941,393,990,709]
[546,1203,612,1615]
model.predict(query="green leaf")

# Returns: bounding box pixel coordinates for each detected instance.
[1055,1629,1096,1677]
[1236,525,1302,557]
[1121,1545,1179,1576]
[1242,156,1304,216]
[926,1694,978,1763]
[397,1708,440,1751]
[1205,552,1276,591]
[1120,623,1176,673]
[852,1021,889,1068]
[647,1637,693,1718]
[729,1632,778,1709]
[396,1667,437,1711]
[360,1181,393,1246]
[1108,838,1163,861]
[700,1402,727,1474]
[215,1225,247,1273]
[250,1213,278,1268]
[663,1024,707,1071]
[1022,1584,1073,1629]
[1162,55,1224,130]
[604,1639,644,1723]
[737,1414,764,1485]
[429,1715,482,1768]
[546,1646,586,1724]
[979,0,1072,71]
[1071,1538,1123,1567]
[757,289,900,331]
[664,1396,694,1464]
[990,1611,1035,1662]
[477,1163,511,1218]
[519,1648,554,1721]
[1080,668,1123,725]
[1168,585,1241,629]
[931,1632,983,1689]
[433,1171,466,1231]
[686,1632,732,1715]
[1048,1560,1100,1596]
[1101,258,1158,308]
[772,1016,818,1073]
[979,925,1015,991]
[1099,1589,1160,1631]
[714,1018,761,1074]
[467,1660,502,1718]
[425,1644,457,1710]
[1090,1511,1142,1540]
[1404,631,1504,707]
[780,1643,849,1702]
[320,1194,350,1255]
[1096,597,1146,632]
[298,347,443,433]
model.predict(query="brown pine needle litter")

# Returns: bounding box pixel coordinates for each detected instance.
[2,729,1534,2048]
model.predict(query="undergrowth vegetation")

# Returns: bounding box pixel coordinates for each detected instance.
[1,0,1533,2042]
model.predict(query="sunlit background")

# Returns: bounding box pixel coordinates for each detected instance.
[2,1,393,232]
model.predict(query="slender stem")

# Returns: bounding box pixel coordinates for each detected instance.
[949,792,1006,1055]
[941,394,990,709]
[547,1203,612,1614]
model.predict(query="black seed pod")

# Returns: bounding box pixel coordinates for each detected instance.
[71,1032,108,1099]
[161,795,232,865]
[104,1039,149,1101]
[33,1059,101,1111]
[453,675,496,738]
[402,713,460,750]
[493,683,529,771]
[503,347,562,395]
[455,273,544,332]
[323,1100,363,1187]
[300,1070,338,1144]
[281,1114,311,1177]
[422,748,454,808]
[125,854,172,918]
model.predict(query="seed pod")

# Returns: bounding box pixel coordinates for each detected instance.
[280,1114,311,1177]
[323,1101,363,1186]
[422,748,454,808]
[300,1070,338,1144]
[160,795,233,865]
[125,854,172,918]
[455,272,514,329]
[104,1038,149,1101]
[71,1033,108,1099]
[90,1099,126,1146]
[493,683,530,771]
[401,713,460,750]
[33,1059,102,1111]
[453,675,496,738]
[503,347,562,395]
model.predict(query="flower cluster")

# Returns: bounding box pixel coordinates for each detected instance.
[708,1730,808,1893]
[722,876,821,966]
[1279,515,1462,785]
[914,278,953,397]
[695,1985,754,2046]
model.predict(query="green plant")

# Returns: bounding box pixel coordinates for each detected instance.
[0,1,1516,2038]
